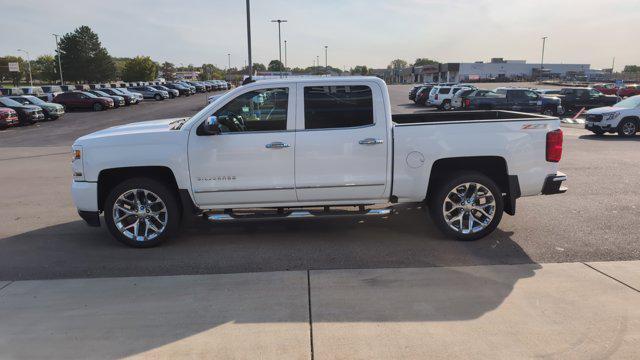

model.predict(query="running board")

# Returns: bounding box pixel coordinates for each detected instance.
[206,208,393,222]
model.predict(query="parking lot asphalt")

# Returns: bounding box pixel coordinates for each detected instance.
[0,85,639,281]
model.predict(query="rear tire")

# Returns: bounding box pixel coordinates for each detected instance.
[104,178,180,248]
[428,172,504,241]
[440,100,452,111]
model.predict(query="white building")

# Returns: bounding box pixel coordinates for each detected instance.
[439,59,590,82]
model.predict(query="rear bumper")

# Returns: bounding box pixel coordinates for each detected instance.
[541,171,567,195]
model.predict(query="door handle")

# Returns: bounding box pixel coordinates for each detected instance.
[266,141,290,149]
[359,138,384,145]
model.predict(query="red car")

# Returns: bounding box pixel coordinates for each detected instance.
[592,83,618,95]
[52,91,114,111]
[0,107,19,129]
[617,84,640,98]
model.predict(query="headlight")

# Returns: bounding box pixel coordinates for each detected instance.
[603,112,620,121]
[72,145,85,181]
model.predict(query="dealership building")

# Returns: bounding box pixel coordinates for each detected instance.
[409,58,591,83]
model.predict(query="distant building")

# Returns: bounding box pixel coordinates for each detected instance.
[439,59,590,82]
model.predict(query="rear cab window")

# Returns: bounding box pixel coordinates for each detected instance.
[303,85,374,129]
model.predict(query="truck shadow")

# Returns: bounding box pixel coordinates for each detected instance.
[0,206,540,358]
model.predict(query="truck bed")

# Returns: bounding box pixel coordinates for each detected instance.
[392,110,548,125]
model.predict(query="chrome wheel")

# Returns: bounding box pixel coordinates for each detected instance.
[113,189,168,242]
[622,121,636,135]
[442,182,496,235]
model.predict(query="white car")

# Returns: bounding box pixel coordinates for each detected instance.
[71,77,566,247]
[585,95,640,136]
[428,85,473,110]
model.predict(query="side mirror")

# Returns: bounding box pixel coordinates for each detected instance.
[202,115,221,135]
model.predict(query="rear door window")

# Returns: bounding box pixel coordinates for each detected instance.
[438,87,451,94]
[303,85,374,129]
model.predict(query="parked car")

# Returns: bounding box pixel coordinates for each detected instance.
[184,81,207,93]
[116,88,144,103]
[87,90,125,108]
[584,95,640,137]
[41,85,64,102]
[468,88,564,116]
[53,91,114,111]
[593,83,619,95]
[0,97,45,125]
[128,86,169,101]
[0,107,19,129]
[414,85,434,106]
[616,84,640,98]
[150,85,179,98]
[451,88,490,109]
[8,95,65,120]
[556,87,618,114]
[164,83,193,96]
[427,85,473,110]
[99,88,139,105]
[534,89,562,96]
[175,81,197,93]
[408,84,424,102]
[70,77,566,247]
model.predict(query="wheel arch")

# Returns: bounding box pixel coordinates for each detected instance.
[97,166,180,212]
[426,156,519,215]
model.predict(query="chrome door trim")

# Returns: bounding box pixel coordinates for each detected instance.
[296,183,385,190]
[194,187,295,194]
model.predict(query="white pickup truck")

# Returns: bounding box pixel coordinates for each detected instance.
[71,77,567,247]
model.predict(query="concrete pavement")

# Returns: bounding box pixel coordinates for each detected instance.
[0,261,638,359]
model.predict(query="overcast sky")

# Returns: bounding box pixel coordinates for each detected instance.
[3,0,638,70]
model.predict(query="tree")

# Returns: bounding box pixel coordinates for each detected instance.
[414,58,439,66]
[199,64,224,81]
[253,63,267,72]
[623,65,640,73]
[0,56,25,86]
[350,65,370,75]
[159,62,176,80]
[32,55,58,83]
[389,59,408,70]
[268,60,284,72]
[58,25,115,82]
[121,56,157,81]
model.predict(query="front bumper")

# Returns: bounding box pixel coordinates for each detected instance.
[72,181,99,212]
[541,171,567,195]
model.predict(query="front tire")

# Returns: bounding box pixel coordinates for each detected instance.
[618,118,637,137]
[154,94,162,101]
[93,103,103,111]
[428,172,504,241]
[542,106,557,116]
[104,178,180,248]
[440,100,452,111]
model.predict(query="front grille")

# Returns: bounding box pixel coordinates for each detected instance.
[586,114,603,122]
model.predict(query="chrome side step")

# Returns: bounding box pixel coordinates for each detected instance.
[206,208,393,222]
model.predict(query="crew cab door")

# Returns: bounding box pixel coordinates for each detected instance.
[188,85,297,207]
[294,82,389,202]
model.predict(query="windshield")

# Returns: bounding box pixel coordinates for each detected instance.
[81,92,98,98]
[93,91,109,96]
[613,96,640,109]
[0,97,24,107]
[24,95,46,105]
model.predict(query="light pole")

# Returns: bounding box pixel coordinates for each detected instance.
[17,49,33,86]
[270,19,287,71]
[316,55,319,72]
[53,34,64,85]
[246,0,253,79]
[284,40,287,70]
[227,53,231,71]
[324,45,328,74]
[540,36,547,70]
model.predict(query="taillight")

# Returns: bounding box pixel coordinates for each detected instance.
[464,99,470,107]
[435,94,439,100]
[546,129,563,162]
[0,112,7,120]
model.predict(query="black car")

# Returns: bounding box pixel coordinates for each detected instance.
[468,88,564,116]
[185,81,207,93]
[99,88,138,105]
[409,85,424,101]
[555,88,619,114]
[0,97,45,125]
[87,90,126,108]
[164,83,192,96]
